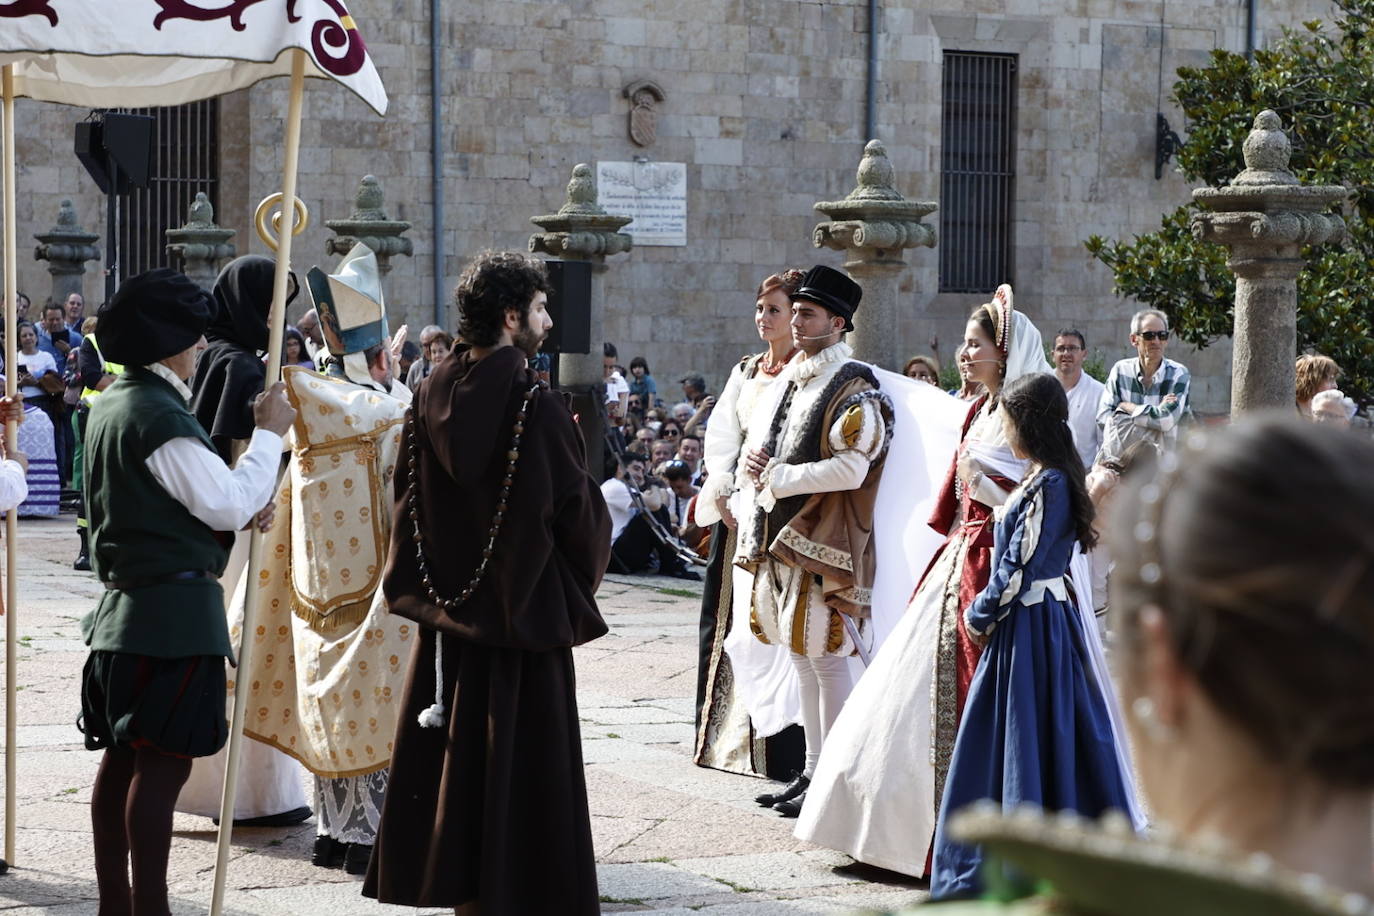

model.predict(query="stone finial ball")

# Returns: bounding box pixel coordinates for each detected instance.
[189,191,214,225]
[57,199,77,227]
[857,139,896,191]
[356,175,384,210]
[568,164,596,205]
[1243,109,1291,172]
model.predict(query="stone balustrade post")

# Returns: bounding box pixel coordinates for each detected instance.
[529,163,633,476]
[326,175,414,274]
[813,140,937,371]
[165,192,236,290]
[33,199,100,306]
[1192,110,1347,414]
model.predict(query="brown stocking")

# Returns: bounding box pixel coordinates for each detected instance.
[91,748,135,916]
[126,748,193,916]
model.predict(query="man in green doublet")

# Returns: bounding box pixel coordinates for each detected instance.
[77,269,296,916]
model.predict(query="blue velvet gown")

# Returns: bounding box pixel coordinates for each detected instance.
[930,468,1135,900]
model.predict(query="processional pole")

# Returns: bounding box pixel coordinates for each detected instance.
[209,47,309,916]
[2,62,20,867]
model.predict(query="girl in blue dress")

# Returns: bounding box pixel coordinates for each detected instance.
[931,371,1137,899]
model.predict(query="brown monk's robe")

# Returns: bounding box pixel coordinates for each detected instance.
[362,344,610,914]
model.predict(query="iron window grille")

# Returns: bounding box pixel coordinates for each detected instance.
[940,52,1017,295]
[111,99,220,284]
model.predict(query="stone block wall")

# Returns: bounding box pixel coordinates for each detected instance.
[4,0,1337,413]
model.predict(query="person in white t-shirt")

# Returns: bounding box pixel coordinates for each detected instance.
[599,452,700,580]
[603,343,630,414]
[1053,328,1105,468]
[15,321,60,402]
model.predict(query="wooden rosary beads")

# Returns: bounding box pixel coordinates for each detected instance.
[406,382,541,610]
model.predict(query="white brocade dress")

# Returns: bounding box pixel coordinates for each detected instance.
[694,352,804,768]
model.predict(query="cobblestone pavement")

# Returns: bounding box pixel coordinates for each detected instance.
[0,517,927,914]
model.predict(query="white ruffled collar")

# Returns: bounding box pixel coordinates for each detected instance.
[144,362,194,403]
[790,340,854,385]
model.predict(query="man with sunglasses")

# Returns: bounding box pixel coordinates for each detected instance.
[1096,308,1191,454]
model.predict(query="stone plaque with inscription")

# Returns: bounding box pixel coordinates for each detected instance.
[595,161,687,247]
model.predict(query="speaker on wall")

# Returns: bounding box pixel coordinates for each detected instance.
[543,259,593,355]
[74,112,155,195]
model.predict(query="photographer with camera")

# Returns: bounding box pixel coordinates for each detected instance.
[601,452,701,580]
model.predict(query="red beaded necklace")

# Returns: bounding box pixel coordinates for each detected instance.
[758,347,798,377]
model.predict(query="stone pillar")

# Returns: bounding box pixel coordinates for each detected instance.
[529,163,633,476]
[165,192,236,290]
[325,175,414,274]
[33,199,100,306]
[1192,110,1346,414]
[813,140,937,371]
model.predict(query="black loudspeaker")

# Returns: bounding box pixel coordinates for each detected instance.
[543,259,593,355]
[74,113,155,194]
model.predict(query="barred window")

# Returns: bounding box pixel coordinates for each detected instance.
[114,99,220,283]
[940,52,1017,294]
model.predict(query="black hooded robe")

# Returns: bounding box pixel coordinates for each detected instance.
[190,255,295,462]
[363,345,610,914]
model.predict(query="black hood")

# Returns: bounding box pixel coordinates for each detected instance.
[208,255,298,353]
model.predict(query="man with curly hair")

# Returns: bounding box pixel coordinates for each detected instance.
[364,250,611,914]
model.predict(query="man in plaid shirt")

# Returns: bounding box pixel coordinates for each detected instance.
[1096,308,1191,454]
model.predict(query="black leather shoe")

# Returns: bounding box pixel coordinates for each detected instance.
[73,530,90,571]
[214,805,313,828]
[343,843,373,876]
[312,835,345,869]
[754,773,808,808]
[669,567,702,581]
[774,788,807,818]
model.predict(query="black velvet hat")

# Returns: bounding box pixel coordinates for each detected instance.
[97,268,213,365]
[793,265,862,332]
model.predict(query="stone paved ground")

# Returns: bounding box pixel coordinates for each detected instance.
[0,517,927,914]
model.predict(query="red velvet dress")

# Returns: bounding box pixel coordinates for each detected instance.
[919,396,1017,814]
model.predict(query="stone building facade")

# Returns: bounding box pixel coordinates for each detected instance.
[6,0,1336,412]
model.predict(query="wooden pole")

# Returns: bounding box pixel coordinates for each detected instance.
[3,63,20,867]
[208,48,306,915]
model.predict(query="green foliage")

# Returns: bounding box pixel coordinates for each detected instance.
[938,363,963,392]
[1084,0,1374,406]
[1083,351,1109,383]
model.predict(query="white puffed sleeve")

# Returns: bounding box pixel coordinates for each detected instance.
[759,394,887,510]
[0,459,27,512]
[695,361,747,526]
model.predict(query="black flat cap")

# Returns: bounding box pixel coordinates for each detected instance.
[96,268,213,366]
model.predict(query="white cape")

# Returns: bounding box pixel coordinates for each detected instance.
[724,369,965,737]
[175,531,309,820]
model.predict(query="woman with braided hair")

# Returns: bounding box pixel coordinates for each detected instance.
[930,372,1137,899]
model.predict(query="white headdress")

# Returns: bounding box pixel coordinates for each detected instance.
[986,284,1052,385]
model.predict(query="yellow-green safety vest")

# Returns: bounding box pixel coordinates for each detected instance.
[82,332,125,404]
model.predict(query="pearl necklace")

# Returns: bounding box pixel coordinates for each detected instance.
[406,381,542,610]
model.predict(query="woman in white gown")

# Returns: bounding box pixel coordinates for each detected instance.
[796,286,1139,876]
[694,269,805,777]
